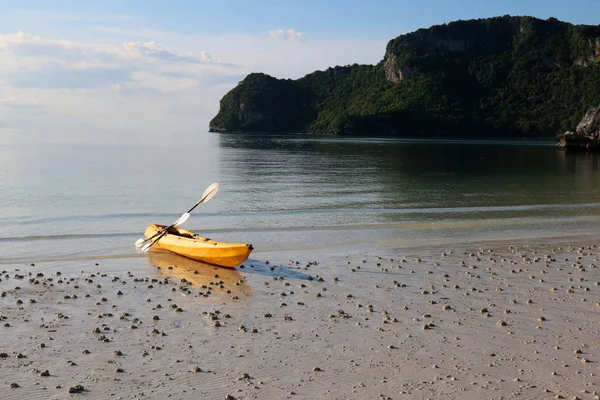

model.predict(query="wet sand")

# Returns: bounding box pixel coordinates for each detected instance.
[2,237,600,400]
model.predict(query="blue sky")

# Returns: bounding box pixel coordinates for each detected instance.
[3,0,600,38]
[0,0,599,143]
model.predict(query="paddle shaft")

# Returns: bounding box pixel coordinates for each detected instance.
[140,183,218,246]
[140,183,218,251]
[185,196,209,215]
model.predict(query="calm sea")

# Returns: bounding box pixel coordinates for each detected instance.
[2,133,600,265]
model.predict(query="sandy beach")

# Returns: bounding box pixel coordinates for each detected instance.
[2,236,600,400]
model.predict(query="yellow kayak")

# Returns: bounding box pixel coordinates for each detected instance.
[143,224,253,268]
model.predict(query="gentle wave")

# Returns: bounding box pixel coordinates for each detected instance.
[2,213,600,243]
[0,232,139,242]
[0,212,175,225]
[2,202,600,226]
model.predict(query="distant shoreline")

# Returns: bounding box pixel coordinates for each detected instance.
[210,130,560,144]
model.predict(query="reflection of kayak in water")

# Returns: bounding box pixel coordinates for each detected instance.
[143,224,253,268]
[146,251,252,297]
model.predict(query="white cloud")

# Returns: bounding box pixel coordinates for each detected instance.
[123,41,221,64]
[0,32,223,68]
[85,27,385,77]
[0,31,247,141]
[0,27,386,142]
[267,28,305,40]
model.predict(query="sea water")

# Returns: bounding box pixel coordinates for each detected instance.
[2,133,600,265]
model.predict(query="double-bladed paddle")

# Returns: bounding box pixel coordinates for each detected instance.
[134,182,219,252]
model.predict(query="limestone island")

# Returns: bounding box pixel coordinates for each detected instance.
[210,15,600,149]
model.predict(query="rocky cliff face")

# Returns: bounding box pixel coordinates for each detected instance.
[557,106,600,151]
[208,72,315,133]
[576,38,600,66]
[384,52,415,83]
[209,90,252,132]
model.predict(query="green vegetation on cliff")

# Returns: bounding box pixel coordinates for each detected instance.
[209,16,600,137]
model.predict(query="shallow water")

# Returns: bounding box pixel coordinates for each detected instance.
[2,133,600,265]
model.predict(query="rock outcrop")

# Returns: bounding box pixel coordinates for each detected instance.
[557,106,600,151]
[576,38,600,66]
[384,52,416,83]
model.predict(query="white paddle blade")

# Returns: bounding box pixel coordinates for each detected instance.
[201,182,219,203]
[140,241,153,252]
[134,238,145,248]
[174,213,190,226]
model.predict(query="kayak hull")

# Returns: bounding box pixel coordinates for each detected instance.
[143,224,253,268]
